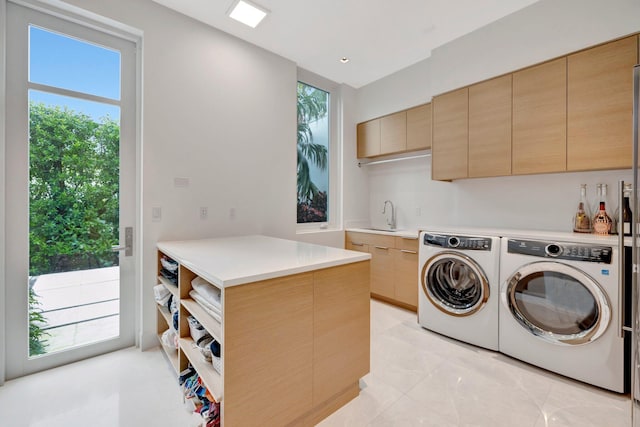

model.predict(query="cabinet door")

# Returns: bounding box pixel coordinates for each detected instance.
[380,111,407,155]
[225,273,314,426]
[432,87,469,180]
[392,248,418,310]
[468,75,512,178]
[313,262,370,405]
[407,104,432,151]
[512,57,567,174]
[356,119,380,158]
[370,245,395,299]
[567,36,638,171]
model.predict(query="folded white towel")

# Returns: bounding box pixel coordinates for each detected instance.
[153,284,171,306]
[189,290,222,323]
[191,276,221,309]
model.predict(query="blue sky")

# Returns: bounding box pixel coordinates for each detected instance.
[29,26,121,122]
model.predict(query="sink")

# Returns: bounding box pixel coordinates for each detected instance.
[362,227,398,233]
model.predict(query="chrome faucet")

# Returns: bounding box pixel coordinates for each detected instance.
[382,200,396,230]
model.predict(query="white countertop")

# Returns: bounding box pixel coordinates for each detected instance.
[346,225,631,246]
[157,235,371,288]
[415,225,631,246]
[346,228,419,239]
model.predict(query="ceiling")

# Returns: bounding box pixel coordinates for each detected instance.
[151,0,540,88]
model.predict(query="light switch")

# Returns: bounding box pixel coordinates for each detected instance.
[174,177,190,188]
[152,207,162,222]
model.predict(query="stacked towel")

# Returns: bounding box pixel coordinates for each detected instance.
[190,276,222,322]
[189,290,221,323]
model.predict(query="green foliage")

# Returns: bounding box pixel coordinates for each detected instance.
[29,286,49,356]
[297,82,329,217]
[29,102,120,275]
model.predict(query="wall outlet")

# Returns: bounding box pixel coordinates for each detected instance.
[416,207,421,216]
[200,207,208,220]
[229,207,236,220]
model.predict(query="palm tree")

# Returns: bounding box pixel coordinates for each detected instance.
[297,82,328,204]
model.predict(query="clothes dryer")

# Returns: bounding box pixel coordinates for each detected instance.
[419,231,501,350]
[499,236,627,392]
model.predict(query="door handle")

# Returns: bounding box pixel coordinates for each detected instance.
[111,226,133,256]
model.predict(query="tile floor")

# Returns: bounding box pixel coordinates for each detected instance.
[0,300,631,426]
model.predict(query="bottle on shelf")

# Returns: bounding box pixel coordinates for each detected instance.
[573,184,592,233]
[593,184,613,235]
[619,183,633,236]
[602,184,617,234]
[591,184,602,220]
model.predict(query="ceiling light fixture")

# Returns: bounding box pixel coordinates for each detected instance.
[340,57,350,63]
[227,0,269,28]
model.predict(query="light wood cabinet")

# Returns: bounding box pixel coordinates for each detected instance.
[156,241,370,426]
[346,231,418,311]
[392,237,419,309]
[432,87,469,180]
[380,111,407,155]
[406,103,432,151]
[468,75,512,177]
[512,57,567,175]
[567,36,638,171]
[357,103,431,159]
[370,245,395,299]
[356,119,380,158]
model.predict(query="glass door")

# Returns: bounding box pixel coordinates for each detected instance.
[5,3,137,378]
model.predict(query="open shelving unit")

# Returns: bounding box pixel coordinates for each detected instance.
[155,249,224,425]
[155,236,371,426]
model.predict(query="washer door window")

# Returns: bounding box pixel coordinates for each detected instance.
[504,261,610,345]
[422,252,489,316]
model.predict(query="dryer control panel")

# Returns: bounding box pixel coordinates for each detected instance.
[507,239,612,264]
[423,233,492,250]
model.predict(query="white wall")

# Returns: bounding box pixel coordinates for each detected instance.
[0,0,6,385]
[356,58,431,123]
[354,0,640,233]
[55,0,300,349]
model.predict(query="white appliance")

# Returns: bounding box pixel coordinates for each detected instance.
[499,236,626,393]
[419,231,500,351]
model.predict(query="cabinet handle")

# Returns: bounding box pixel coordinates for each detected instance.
[400,249,417,254]
[350,242,364,246]
[402,237,418,241]
[374,246,389,250]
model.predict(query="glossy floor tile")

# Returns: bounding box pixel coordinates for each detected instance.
[319,300,631,427]
[0,299,631,426]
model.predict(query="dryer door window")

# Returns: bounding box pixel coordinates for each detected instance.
[504,261,611,345]
[422,252,490,316]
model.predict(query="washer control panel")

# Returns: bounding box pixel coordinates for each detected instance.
[423,233,492,250]
[507,239,612,264]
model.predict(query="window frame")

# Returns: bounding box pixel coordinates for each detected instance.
[296,69,341,233]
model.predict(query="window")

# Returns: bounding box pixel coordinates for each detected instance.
[297,78,334,225]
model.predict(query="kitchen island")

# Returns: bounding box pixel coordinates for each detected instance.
[156,235,371,426]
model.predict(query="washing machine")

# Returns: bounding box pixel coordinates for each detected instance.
[499,236,627,393]
[419,231,501,351]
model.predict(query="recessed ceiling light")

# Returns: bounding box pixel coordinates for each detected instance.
[227,0,269,28]
[340,57,350,63]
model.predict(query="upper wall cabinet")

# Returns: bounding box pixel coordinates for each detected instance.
[512,57,567,175]
[468,75,512,178]
[380,111,407,154]
[432,87,469,180]
[356,119,380,158]
[356,103,431,159]
[406,103,432,151]
[567,35,638,171]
